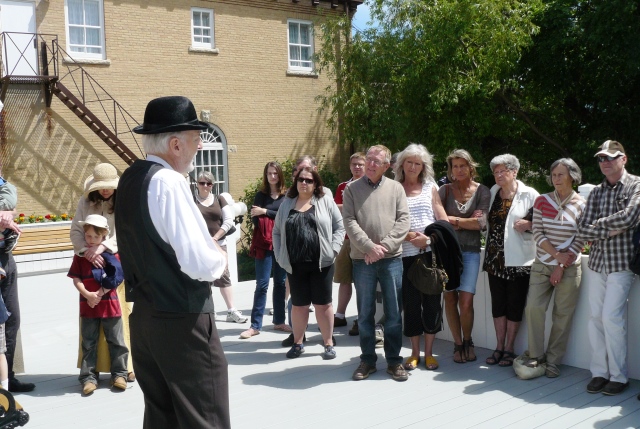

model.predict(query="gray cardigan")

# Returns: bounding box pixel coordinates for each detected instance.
[273,192,344,274]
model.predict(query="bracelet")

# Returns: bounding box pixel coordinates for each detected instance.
[559,263,565,268]
[456,217,460,228]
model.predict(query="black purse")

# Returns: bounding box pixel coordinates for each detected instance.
[407,250,449,295]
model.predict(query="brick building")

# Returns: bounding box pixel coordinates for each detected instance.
[0,0,361,215]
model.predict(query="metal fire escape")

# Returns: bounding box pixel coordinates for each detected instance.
[0,32,142,165]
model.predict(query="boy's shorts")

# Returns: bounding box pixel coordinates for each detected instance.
[0,323,6,354]
[333,240,352,284]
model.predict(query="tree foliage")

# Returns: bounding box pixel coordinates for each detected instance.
[316,0,640,190]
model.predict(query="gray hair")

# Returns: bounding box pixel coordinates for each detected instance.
[295,155,317,169]
[197,170,215,184]
[490,153,520,173]
[547,158,582,186]
[142,131,192,155]
[394,143,435,184]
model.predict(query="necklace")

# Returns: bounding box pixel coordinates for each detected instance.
[196,193,213,205]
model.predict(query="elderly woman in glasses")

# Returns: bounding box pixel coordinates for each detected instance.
[483,154,539,367]
[524,159,585,378]
[273,167,344,360]
[194,171,247,324]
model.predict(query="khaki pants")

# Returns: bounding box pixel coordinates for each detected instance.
[525,259,581,364]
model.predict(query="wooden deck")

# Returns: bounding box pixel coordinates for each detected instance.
[12,272,640,428]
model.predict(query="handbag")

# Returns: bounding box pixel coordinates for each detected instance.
[630,226,640,275]
[407,249,449,295]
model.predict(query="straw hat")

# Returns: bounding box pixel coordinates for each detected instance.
[83,163,119,198]
[77,214,110,234]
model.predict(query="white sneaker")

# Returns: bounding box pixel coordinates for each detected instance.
[226,309,248,323]
[375,323,384,348]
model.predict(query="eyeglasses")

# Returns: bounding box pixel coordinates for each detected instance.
[198,181,213,187]
[366,157,384,167]
[297,178,314,185]
[493,169,511,177]
[597,155,622,163]
[351,163,365,168]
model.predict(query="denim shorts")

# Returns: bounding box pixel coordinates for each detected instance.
[448,251,481,294]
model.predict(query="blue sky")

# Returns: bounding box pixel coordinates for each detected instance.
[351,1,372,32]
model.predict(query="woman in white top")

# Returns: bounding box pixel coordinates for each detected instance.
[395,144,447,371]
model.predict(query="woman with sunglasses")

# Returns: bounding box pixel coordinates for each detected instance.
[273,167,344,360]
[483,154,539,367]
[195,171,247,324]
[240,161,290,339]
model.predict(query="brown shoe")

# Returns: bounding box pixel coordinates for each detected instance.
[82,381,97,395]
[334,316,347,327]
[352,361,377,381]
[127,372,136,382]
[348,320,359,336]
[240,328,260,339]
[111,376,127,391]
[602,381,630,396]
[586,377,609,393]
[387,364,408,381]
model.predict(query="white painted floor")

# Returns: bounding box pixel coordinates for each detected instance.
[10,272,640,428]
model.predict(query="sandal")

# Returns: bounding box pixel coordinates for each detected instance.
[404,356,420,371]
[498,351,517,367]
[486,349,504,366]
[425,355,439,371]
[524,355,546,368]
[453,344,466,364]
[463,338,477,362]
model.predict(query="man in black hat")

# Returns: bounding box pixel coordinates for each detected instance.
[578,140,640,397]
[116,96,229,428]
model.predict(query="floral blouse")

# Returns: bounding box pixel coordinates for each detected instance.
[482,193,531,279]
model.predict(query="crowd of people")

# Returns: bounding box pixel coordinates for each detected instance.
[2,96,638,429]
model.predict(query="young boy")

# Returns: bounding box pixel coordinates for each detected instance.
[68,214,128,395]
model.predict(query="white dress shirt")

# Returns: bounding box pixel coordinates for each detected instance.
[146,155,225,282]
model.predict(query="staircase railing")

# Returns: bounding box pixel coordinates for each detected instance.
[0,32,144,162]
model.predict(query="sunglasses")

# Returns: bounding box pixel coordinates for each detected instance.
[597,155,622,163]
[297,178,314,185]
[198,181,213,187]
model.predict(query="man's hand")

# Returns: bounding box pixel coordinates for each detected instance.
[609,229,625,237]
[365,244,387,265]
[550,266,564,286]
[0,211,15,230]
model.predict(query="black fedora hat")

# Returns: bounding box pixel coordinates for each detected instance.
[133,96,209,135]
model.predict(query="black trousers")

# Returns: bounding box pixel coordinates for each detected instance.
[0,253,19,378]
[130,301,230,429]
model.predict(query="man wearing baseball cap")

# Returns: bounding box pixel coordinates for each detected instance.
[116,96,229,428]
[578,140,640,396]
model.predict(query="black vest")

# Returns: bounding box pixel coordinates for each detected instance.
[115,160,214,313]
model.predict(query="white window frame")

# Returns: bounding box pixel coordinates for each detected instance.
[64,0,106,60]
[287,19,314,72]
[191,7,215,49]
[192,124,228,195]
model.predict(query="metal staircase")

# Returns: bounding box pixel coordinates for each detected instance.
[0,32,142,165]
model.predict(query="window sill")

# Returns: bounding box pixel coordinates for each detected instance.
[62,56,111,66]
[286,70,318,78]
[189,47,219,55]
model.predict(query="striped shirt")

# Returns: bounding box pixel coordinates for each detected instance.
[577,170,640,273]
[532,192,586,264]
[402,183,436,257]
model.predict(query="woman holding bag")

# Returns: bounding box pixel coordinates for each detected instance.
[395,144,448,371]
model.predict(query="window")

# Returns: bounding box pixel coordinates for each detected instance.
[65,0,105,59]
[287,20,313,71]
[192,124,228,195]
[191,8,214,49]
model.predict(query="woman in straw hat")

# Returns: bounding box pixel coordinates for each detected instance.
[70,163,134,382]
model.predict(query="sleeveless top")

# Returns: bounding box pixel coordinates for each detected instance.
[402,182,436,258]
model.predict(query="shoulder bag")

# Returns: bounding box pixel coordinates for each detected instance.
[407,250,449,295]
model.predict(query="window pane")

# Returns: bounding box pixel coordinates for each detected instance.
[85,0,100,26]
[196,151,203,164]
[194,28,202,36]
[290,46,300,61]
[68,0,84,25]
[70,46,84,53]
[202,37,210,43]
[300,24,310,45]
[86,28,100,46]
[203,151,210,166]
[301,46,311,61]
[69,26,85,45]
[88,46,101,53]
[202,29,210,37]
[289,23,299,43]
[193,11,201,26]
[202,13,210,27]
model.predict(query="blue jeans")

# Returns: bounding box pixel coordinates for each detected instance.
[457,251,481,294]
[251,251,287,330]
[352,258,403,366]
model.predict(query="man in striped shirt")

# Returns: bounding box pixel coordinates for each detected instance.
[578,140,640,396]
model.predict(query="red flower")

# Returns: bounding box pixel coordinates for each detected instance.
[19,213,24,217]
[45,214,51,219]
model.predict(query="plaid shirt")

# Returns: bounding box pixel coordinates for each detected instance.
[578,170,640,273]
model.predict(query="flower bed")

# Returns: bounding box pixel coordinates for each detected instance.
[15,213,73,224]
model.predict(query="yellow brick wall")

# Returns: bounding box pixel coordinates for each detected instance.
[2,0,351,216]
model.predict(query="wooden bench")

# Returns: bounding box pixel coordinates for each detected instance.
[13,224,74,255]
